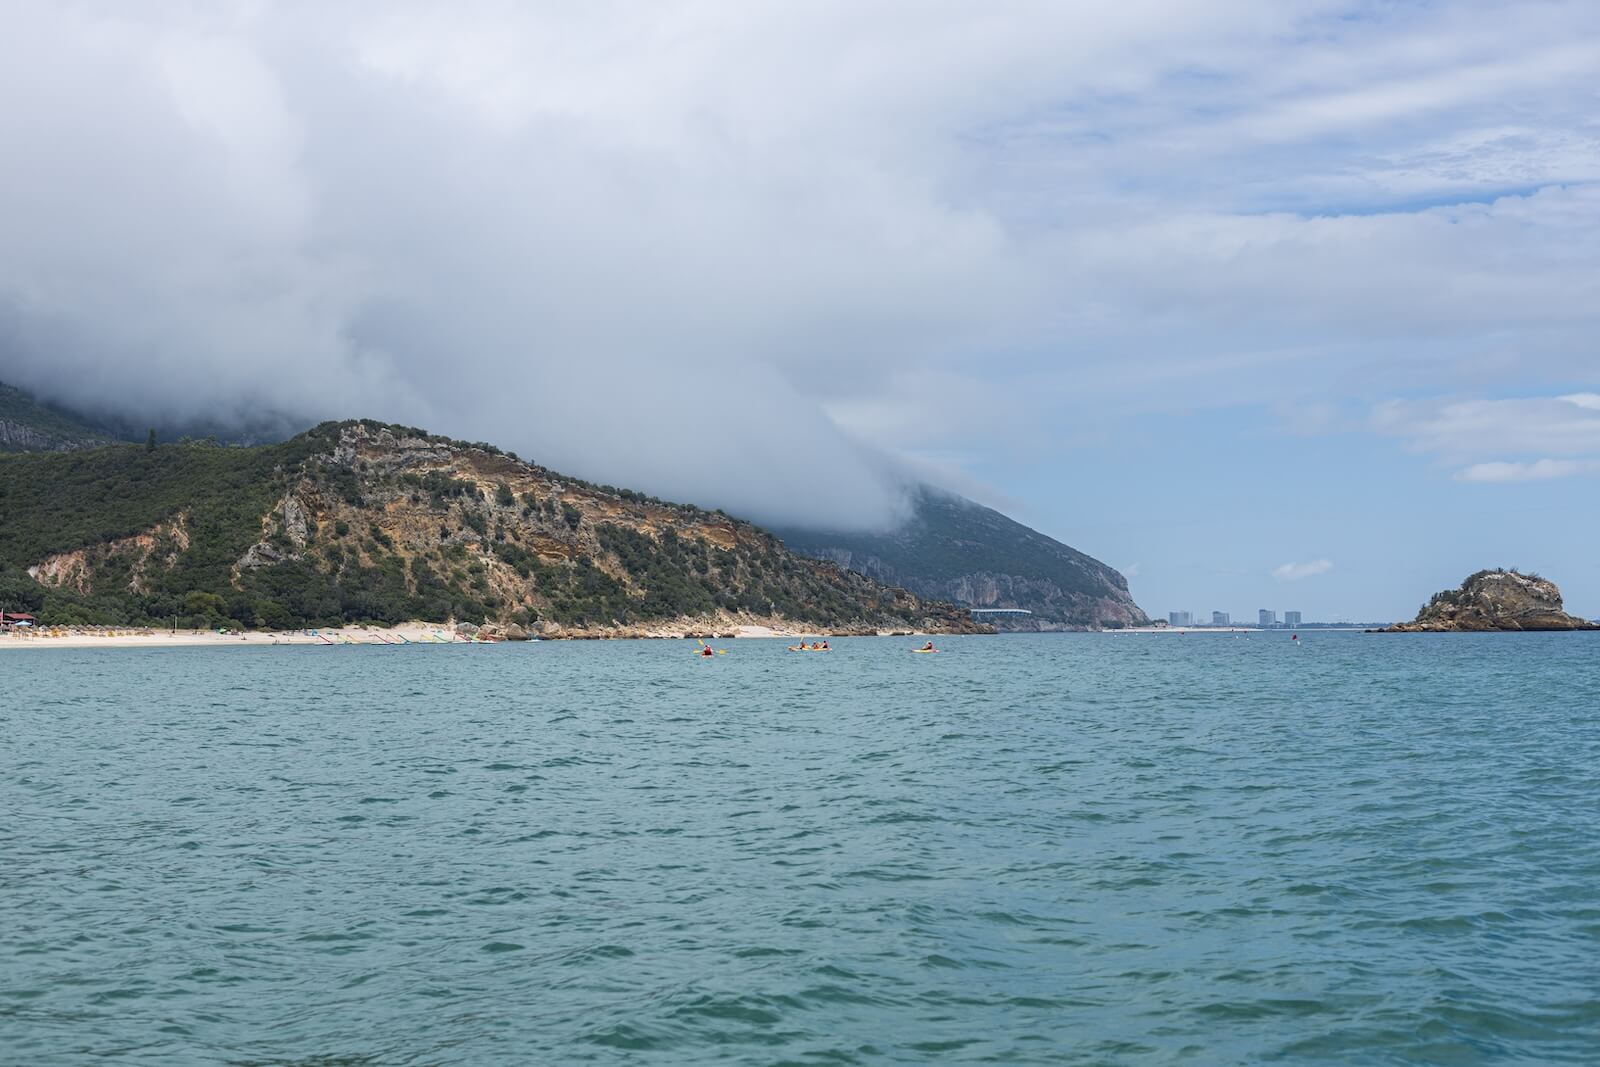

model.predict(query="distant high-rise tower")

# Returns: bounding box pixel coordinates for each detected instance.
[1212,611,1230,625]
[1259,609,1276,627]
[1169,611,1193,627]
[1284,611,1302,627]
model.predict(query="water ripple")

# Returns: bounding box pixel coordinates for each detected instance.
[3,632,1599,1064]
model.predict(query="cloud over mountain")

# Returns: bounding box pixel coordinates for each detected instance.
[2,2,1597,531]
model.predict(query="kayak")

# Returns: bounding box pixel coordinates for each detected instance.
[911,648,939,654]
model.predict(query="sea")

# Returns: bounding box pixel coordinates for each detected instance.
[3,631,1598,1065]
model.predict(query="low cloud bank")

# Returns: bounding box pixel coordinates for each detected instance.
[3,4,1598,530]
[1456,458,1600,482]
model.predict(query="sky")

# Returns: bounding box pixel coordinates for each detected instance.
[1,1,1597,621]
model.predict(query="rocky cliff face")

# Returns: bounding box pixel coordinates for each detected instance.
[1387,570,1598,632]
[0,383,118,452]
[776,488,1148,631]
[0,419,87,452]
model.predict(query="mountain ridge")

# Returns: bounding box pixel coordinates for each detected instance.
[0,380,1142,631]
[0,420,985,637]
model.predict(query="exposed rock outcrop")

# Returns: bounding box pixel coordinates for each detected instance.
[1385,570,1598,632]
[0,419,95,452]
[282,493,310,549]
[0,382,119,452]
[237,542,297,570]
[29,516,190,594]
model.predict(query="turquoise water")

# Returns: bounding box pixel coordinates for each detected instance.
[3,632,1598,1064]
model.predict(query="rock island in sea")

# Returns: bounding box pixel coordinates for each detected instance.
[1383,569,1599,632]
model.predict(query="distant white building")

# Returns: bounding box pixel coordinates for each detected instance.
[1169,610,1193,626]
[1212,611,1230,625]
[1284,611,1302,627]
[1259,609,1276,627]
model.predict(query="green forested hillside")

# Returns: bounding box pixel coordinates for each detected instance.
[0,429,324,625]
[0,421,980,635]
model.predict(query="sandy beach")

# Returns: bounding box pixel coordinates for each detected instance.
[0,621,941,648]
[0,624,477,649]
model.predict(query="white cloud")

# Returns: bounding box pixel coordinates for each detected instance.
[1374,394,1600,459]
[1456,458,1600,482]
[1375,394,1600,485]
[1273,559,1333,581]
[0,2,1598,524]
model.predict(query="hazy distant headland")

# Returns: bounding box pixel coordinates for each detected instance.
[775,488,1148,632]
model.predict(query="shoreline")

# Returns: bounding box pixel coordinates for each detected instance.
[0,621,958,649]
[0,624,470,649]
[1105,626,1379,634]
[1108,626,1258,634]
